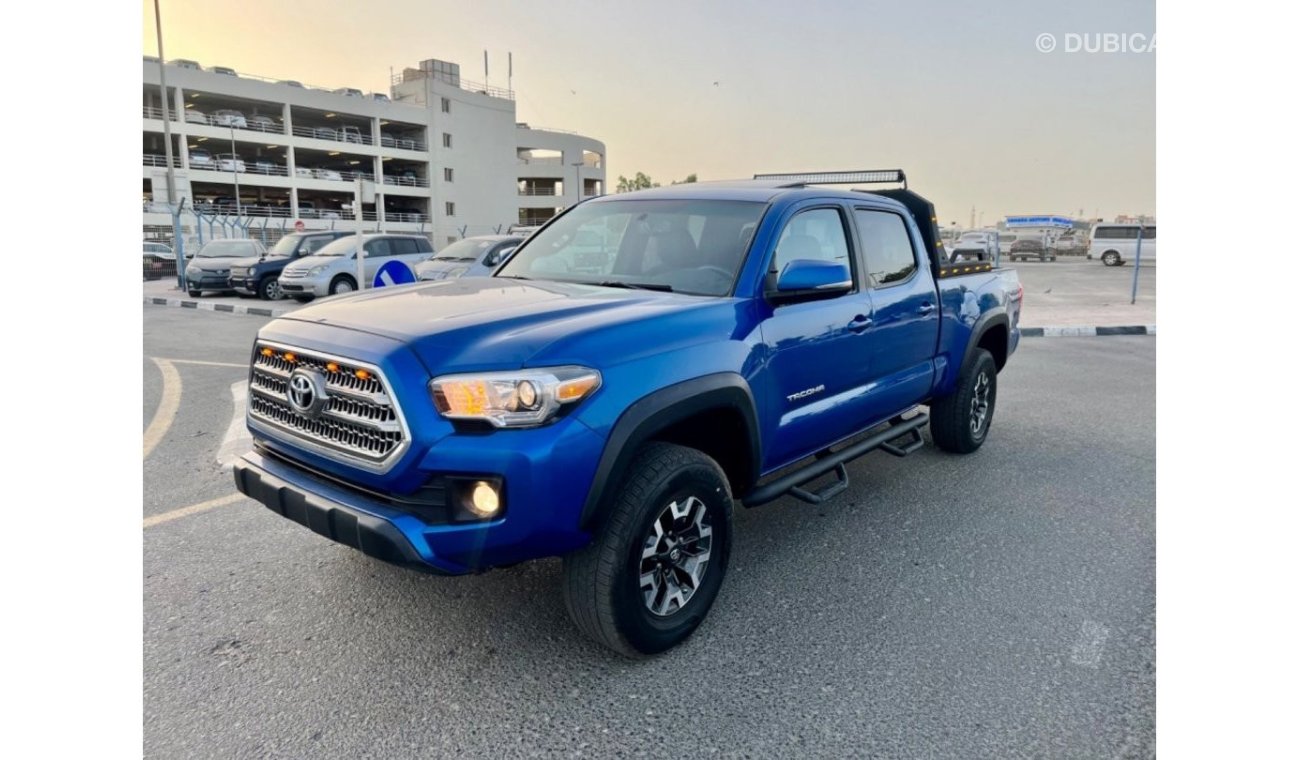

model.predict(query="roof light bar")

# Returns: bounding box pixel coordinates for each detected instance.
[753,169,907,187]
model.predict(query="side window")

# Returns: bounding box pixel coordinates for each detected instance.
[365,239,393,257]
[1143,226,1156,240]
[771,207,852,277]
[854,209,918,287]
[391,238,419,255]
[301,236,332,255]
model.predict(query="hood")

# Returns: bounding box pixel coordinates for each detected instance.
[190,256,245,270]
[277,277,733,372]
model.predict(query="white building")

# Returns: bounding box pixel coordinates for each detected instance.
[143,56,605,249]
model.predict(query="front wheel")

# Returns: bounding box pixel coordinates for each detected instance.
[1102,251,1122,266]
[257,276,285,301]
[930,348,998,454]
[329,275,356,295]
[563,443,733,657]
[187,289,200,297]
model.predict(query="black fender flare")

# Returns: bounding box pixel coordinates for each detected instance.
[961,308,1010,373]
[578,373,761,529]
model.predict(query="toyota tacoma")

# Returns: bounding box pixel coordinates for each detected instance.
[234,170,1023,656]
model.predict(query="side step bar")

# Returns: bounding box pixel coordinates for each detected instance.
[742,412,929,508]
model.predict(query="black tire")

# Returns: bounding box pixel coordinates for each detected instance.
[1102,251,1122,267]
[290,295,314,304]
[257,276,284,301]
[563,442,733,657]
[930,348,998,454]
[187,289,201,297]
[329,275,357,295]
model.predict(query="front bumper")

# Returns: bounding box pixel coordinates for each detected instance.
[230,276,267,295]
[278,275,330,296]
[186,274,233,291]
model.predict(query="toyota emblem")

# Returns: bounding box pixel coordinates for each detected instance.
[286,368,328,418]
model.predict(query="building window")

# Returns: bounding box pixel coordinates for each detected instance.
[443,167,454,182]
[441,97,451,113]
[445,202,455,216]
[442,132,452,148]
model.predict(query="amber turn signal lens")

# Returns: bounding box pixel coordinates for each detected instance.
[283,352,297,363]
[556,375,600,402]
[260,347,274,357]
[326,362,340,373]
[355,369,371,380]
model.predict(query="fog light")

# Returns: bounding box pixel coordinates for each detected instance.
[468,480,500,518]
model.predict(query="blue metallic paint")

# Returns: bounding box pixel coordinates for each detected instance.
[241,184,1021,574]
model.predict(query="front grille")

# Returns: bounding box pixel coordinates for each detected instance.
[247,342,409,471]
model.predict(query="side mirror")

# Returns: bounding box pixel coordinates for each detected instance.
[769,259,852,304]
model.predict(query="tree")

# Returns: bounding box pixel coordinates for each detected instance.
[671,173,698,185]
[615,172,659,193]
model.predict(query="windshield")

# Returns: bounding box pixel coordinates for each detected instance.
[267,235,302,257]
[314,237,357,257]
[434,239,494,261]
[196,240,258,258]
[496,199,766,296]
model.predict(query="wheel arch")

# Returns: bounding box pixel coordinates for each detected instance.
[963,309,1010,373]
[578,373,761,530]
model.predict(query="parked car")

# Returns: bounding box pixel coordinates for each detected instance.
[381,133,417,150]
[296,201,318,217]
[228,231,351,300]
[372,93,390,102]
[171,59,201,70]
[334,87,364,97]
[280,80,304,88]
[251,159,278,175]
[340,126,364,144]
[506,223,541,237]
[1088,223,1156,266]
[277,234,434,301]
[211,66,238,77]
[1008,239,1054,262]
[233,174,1023,656]
[183,238,266,296]
[142,241,176,280]
[294,166,314,178]
[415,236,523,281]
[950,230,999,262]
[184,108,208,125]
[217,154,247,173]
[212,109,247,128]
[312,127,338,141]
[247,115,277,131]
[187,148,214,168]
[313,168,343,181]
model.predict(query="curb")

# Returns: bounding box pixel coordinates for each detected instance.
[1019,325,1156,337]
[143,295,1156,337]
[144,295,292,318]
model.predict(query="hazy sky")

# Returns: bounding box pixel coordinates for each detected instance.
[142,0,1155,223]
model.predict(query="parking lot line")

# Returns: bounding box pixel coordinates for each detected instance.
[143,358,181,460]
[166,359,248,369]
[143,493,246,529]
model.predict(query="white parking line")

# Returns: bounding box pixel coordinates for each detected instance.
[217,381,251,470]
[168,359,248,369]
[143,493,246,529]
[143,358,182,460]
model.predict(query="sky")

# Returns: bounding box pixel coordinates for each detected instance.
[142,0,1155,223]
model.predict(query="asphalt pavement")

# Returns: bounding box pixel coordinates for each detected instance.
[143,305,1155,759]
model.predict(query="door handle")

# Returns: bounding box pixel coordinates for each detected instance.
[848,315,873,333]
[917,303,936,315]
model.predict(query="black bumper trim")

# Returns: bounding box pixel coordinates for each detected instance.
[233,457,443,574]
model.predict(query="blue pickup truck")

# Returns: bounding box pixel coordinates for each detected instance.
[234,170,1023,656]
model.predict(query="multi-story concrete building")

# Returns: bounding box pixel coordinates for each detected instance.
[142,56,605,249]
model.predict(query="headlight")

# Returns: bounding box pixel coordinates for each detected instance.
[185,264,199,276]
[307,265,326,275]
[245,266,258,277]
[429,366,601,428]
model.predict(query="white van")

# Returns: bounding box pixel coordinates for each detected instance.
[1089,223,1156,266]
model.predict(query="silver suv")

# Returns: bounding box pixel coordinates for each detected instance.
[278,234,434,302]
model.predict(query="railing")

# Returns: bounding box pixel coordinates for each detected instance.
[383,211,431,223]
[143,153,181,168]
[518,187,557,196]
[292,124,375,146]
[143,105,173,121]
[394,70,514,100]
[517,124,579,136]
[517,156,564,166]
[379,135,427,151]
[381,175,430,188]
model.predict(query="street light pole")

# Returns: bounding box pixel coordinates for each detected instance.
[230,125,242,223]
[153,0,185,287]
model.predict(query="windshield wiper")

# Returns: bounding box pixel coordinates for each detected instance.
[594,280,673,292]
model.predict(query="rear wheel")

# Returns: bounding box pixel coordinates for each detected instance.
[930,348,998,454]
[329,275,356,295]
[563,443,733,657]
